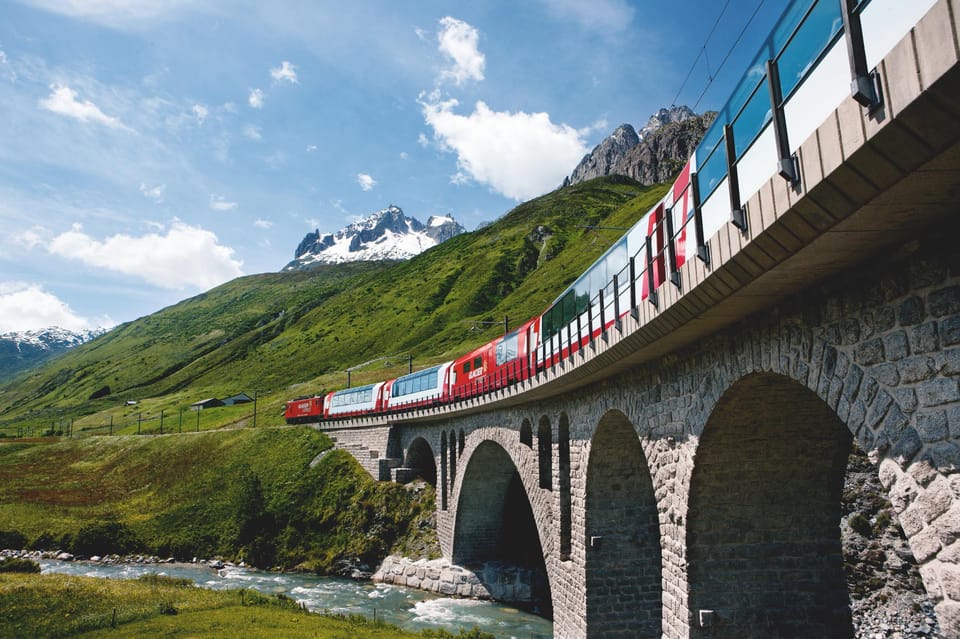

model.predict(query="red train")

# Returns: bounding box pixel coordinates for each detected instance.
[285,159,698,424]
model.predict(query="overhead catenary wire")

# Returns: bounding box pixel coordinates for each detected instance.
[667,0,768,112]
[691,0,768,113]
[668,0,733,108]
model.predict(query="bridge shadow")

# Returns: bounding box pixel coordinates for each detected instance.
[687,372,853,638]
[585,410,662,636]
[452,440,552,617]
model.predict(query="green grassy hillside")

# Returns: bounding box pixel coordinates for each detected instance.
[0,176,667,433]
[0,428,437,571]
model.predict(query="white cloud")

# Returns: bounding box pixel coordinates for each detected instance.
[536,0,635,32]
[437,17,485,86]
[248,88,264,109]
[420,95,589,201]
[12,226,50,250]
[0,49,14,81]
[356,173,377,191]
[139,182,165,203]
[192,103,208,124]
[306,144,317,152]
[0,282,101,332]
[242,124,262,140]
[47,221,243,290]
[270,60,298,83]
[417,132,430,147]
[18,0,193,27]
[209,194,237,211]
[399,151,409,160]
[254,218,272,229]
[39,84,133,132]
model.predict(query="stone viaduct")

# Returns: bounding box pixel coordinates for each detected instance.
[319,1,960,636]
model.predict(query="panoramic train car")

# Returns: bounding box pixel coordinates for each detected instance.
[383,362,454,412]
[535,156,697,368]
[327,382,386,418]
[284,395,327,424]
[449,318,537,400]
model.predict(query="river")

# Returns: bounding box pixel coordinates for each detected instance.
[39,559,554,639]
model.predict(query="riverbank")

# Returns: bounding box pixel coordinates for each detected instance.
[18,555,553,638]
[0,569,510,639]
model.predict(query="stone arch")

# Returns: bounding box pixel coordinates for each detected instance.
[520,418,533,447]
[404,436,437,487]
[452,438,552,616]
[687,372,852,638]
[584,409,661,637]
[538,416,552,490]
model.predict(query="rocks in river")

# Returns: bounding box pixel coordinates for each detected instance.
[374,555,491,599]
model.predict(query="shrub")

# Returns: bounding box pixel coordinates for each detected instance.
[848,513,872,537]
[71,521,142,556]
[0,557,41,573]
[0,530,27,550]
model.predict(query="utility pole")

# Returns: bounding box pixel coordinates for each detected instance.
[252,391,259,428]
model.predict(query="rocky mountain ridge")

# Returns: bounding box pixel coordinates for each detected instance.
[283,205,466,271]
[565,105,714,187]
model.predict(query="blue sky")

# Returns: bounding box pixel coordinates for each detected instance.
[0,0,785,333]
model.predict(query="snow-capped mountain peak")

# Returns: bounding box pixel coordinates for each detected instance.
[0,326,107,380]
[1,326,105,351]
[283,205,466,270]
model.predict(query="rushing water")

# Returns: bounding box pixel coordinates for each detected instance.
[39,559,554,639]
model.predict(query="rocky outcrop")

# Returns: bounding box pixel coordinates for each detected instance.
[563,105,714,188]
[843,447,944,638]
[565,124,640,186]
[612,111,715,185]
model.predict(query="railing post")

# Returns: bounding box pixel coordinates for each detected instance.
[840,0,883,112]
[629,256,639,319]
[664,205,681,288]
[723,123,747,232]
[766,59,800,185]
[588,299,596,349]
[645,235,659,309]
[613,273,622,332]
[690,172,710,264]
[599,288,608,342]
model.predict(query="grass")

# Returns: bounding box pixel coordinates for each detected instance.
[0,572,494,639]
[0,429,438,572]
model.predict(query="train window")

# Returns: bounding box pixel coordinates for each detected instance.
[473,356,482,370]
[496,331,519,366]
[462,361,471,374]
